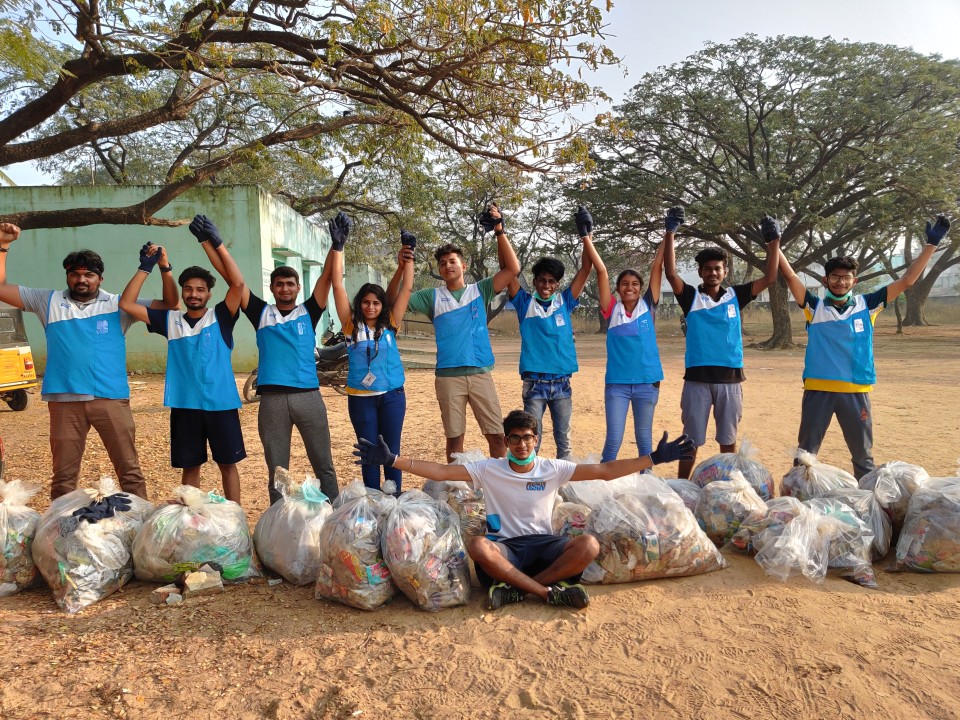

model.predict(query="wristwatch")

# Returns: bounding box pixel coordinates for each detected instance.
[158,263,172,272]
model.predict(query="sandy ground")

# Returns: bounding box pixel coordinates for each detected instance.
[1,324,959,720]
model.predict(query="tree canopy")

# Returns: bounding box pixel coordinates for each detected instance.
[0,0,616,230]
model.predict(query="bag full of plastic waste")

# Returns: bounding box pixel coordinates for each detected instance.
[781,449,857,501]
[859,461,930,536]
[895,478,960,573]
[694,470,767,546]
[0,479,42,597]
[690,438,774,500]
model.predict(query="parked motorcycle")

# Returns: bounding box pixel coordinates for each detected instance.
[242,331,349,403]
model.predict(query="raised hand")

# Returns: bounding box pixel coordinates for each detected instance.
[665,207,685,234]
[400,230,417,249]
[478,204,504,233]
[649,431,696,464]
[328,211,353,251]
[0,222,20,245]
[188,214,223,248]
[138,242,163,273]
[575,205,593,237]
[760,215,781,244]
[352,435,398,467]
[925,215,951,246]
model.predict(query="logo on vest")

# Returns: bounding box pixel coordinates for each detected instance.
[96,319,109,335]
[525,481,547,491]
[297,323,304,335]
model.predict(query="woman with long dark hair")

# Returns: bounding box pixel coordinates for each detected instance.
[327,231,414,492]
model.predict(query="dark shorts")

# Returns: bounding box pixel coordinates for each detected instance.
[475,533,582,588]
[170,408,247,468]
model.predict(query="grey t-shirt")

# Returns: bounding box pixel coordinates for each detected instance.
[19,287,152,402]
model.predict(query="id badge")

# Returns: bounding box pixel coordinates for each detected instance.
[726,304,736,318]
[361,371,377,388]
[555,314,566,327]
[854,319,864,333]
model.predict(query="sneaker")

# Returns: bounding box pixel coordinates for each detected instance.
[547,581,590,609]
[487,582,525,610]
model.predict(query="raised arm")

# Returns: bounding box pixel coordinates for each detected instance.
[569,432,695,481]
[777,248,807,306]
[0,223,25,308]
[482,205,520,293]
[663,207,686,296]
[119,243,163,324]
[154,245,180,310]
[749,215,782,296]
[318,211,352,309]
[580,231,611,312]
[328,244,351,328]
[568,206,594,299]
[648,239,665,304]
[391,233,416,321]
[885,215,950,303]
[353,436,471,482]
[189,214,249,311]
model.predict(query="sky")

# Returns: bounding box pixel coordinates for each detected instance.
[6,0,960,185]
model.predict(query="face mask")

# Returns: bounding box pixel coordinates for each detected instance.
[826,289,853,303]
[507,450,536,466]
[534,292,556,302]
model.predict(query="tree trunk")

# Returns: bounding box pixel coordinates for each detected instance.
[894,295,904,334]
[902,284,931,326]
[756,276,796,349]
[597,306,607,334]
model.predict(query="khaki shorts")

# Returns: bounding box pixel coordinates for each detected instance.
[435,372,504,438]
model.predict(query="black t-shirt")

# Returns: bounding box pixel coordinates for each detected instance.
[242,292,325,394]
[146,301,238,348]
[677,281,755,384]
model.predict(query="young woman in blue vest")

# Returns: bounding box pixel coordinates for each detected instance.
[776,214,950,478]
[328,230,414,492]
[580,213,665,462]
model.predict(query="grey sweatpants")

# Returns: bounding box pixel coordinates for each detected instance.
[797,389,875,479]
[259,391,339,504]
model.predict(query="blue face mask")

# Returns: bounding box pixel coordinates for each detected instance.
[507,450,537,466]
[825,289,853,303]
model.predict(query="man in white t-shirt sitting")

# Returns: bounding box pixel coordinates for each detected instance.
[354,410,694,610]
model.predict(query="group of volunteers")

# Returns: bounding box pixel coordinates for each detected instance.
[0,203,949,611]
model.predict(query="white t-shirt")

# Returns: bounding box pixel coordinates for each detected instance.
[465,457,577,539]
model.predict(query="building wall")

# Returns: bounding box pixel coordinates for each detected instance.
[0,185,339,372]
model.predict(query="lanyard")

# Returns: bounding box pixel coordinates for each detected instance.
[361,325,380,367]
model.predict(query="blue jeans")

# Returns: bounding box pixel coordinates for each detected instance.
[522,377,573,459]
[347,388,406,492]
[602,383,659,462]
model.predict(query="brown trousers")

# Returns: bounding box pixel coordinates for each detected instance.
[48,399,147,500]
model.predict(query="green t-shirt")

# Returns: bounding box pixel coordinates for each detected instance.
[408,277,497,377]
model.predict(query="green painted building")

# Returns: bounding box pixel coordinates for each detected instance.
[0,185,382,372]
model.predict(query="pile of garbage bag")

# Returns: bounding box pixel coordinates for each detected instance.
[824,487,892,560]
[0,479,42,597]
[132,486,260,584]
[694,471,767,546]
[781,450,857,501]
[690,438,774,500]
[381,490,470,611]
[315,482,397,610]
[730,496,807,555]
[859,461,930,536]
[253,468,332,585]
[896,478,960,572]
[665,479,701,514]
[33,477,154,613]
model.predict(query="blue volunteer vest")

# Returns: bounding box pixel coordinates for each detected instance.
[803,296,878,385]
[605,298,664,384]
[255,304,319,389]
[346,325,406,392]
[517,290,578,376]
[43,291,130,398]
[684,287,744,369]
[164,310,241,410]
[431,284,495,369]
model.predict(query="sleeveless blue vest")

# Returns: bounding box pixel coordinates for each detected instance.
[255,304,319,389]
[605,298,663,384]
[346,325,406,392]
[164,310,241,410]
[803,296,877,385]
[685,287,743,369]
[517,291,578,376]
[43,291,129,398]
[431,284,495,369]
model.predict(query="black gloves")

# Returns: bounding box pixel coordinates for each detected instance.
[352,435,398,467]
[400,230,417,249]
[71,493,133,524]
[328,211,353,251]
[138,243,163,273]
[478,205,504,233]
[649,432,696,465]
[575,206,593,237]
[760,215,781,244]
[925,215,951,246]
[665,207,685,233]
[188,214,224,249]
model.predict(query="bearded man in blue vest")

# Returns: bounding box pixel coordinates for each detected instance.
[403,204,520,462]
[777,215,950,478]
[664,209,781,479]
[0,222,179,500]
[120,217,247,503]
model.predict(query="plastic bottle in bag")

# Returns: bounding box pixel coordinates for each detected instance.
[690,437,774,500]
[694,470,767,546]
[0,479,42,597]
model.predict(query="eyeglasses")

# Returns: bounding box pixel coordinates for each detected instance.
[827,274,855,283]
[506,433,538,445]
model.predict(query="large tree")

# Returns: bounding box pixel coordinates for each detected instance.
[0,0,615,230]
[575,35,960,347]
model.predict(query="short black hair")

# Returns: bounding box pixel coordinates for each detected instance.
[434,243,465,263]
[694,248,728,270]
[616,268,644,291]
[270,266,300,284]
[824,256,859,276]
[531,257,565,282]
[503,409,538,436]
[62,250,104,277]
[178,266,216,289]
